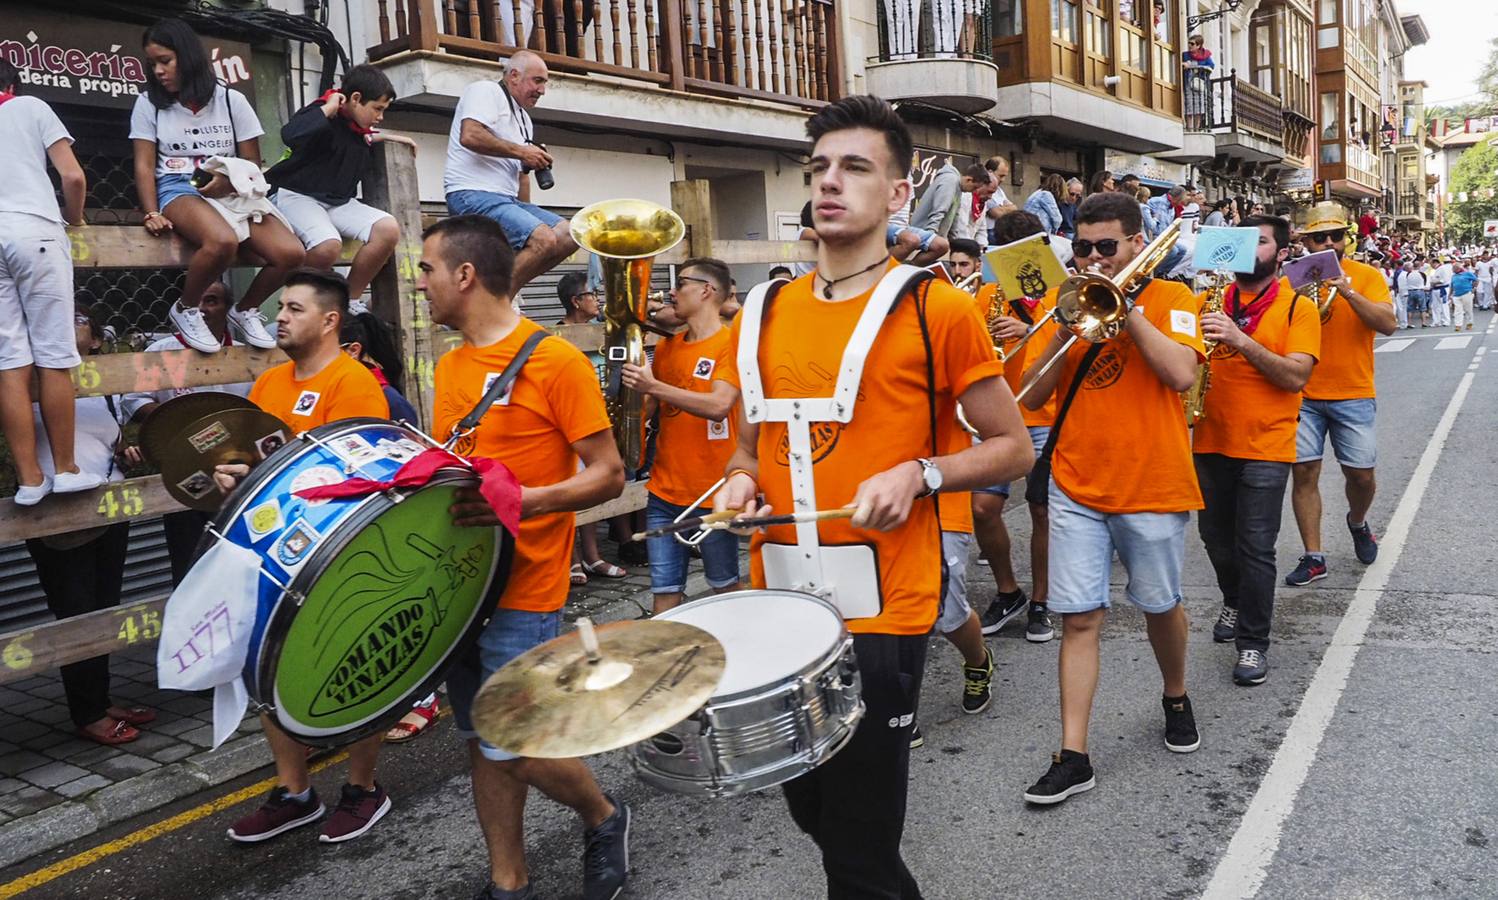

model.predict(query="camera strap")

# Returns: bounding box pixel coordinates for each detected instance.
[498,82,534,143]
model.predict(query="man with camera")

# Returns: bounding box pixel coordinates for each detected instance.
[445,50,574,299]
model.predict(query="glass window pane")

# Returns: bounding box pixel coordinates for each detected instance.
[1154,0,1171,43]
[995,0,1023,36]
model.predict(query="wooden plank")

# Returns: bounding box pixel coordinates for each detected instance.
[66,226,361,271]
[671,179,715,258]
[0,598,166,686]
[576,478,647,525]
[65,346,285,401]
[0,477,181,543]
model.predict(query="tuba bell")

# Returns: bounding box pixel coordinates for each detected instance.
[570,199,686,471]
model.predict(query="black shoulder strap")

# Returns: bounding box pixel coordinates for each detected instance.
[453,329,548,436]
[1008,298,1036,326]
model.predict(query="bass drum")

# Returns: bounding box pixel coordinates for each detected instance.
[632,589,863,796]
[202,418,513,747]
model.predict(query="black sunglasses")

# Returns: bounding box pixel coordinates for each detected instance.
[1306,229,1346,244]
[1073,235,1138,258]
[676,275,715,290]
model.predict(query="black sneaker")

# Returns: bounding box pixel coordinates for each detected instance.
[1347,515,1379,564]
[1211,605,1238,643]
[1162,695,1201,753]
[961,646,995,715]
[980,588,1028,635]
[582,794,630,900]
[1233,649,1268,686]
[1284,554,1328,586]
[1023,750,1095,805]
[475,883,538,900]
[909,722,924,750]
[1025,603,1055,643]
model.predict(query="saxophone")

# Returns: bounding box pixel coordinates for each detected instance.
[984,279,1010,363]
[1183,273,1227,426]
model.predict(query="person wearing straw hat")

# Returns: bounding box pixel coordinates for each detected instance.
[1283,201,1397,588]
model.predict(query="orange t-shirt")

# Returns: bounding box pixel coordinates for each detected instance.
[1045,278,1205,514]
[1192,285,1321,463]
[1302,258,1392,401]
[249,351,389,433]
[433,318,614,613]
[647,327,738,508]
[937,391,974,535]
[722,270,1003,635]
[978,283,1060,427]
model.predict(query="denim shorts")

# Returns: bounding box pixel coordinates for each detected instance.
[975,425,1051,498]
[446,607,563,761]
[886,222,938,252]
[645,493,741,594]
[447,190,563,250]
[157,174,202,211]
[1047,481,1187,615]
[1296,397,1377,469]
[935,531,973,634]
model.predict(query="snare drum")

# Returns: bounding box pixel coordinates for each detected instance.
[632,589,862,796]
[204,418,512,747]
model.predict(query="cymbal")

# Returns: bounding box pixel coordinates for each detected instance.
[158,408,291,511]
[471,618,725,759]
[139,391,256,468]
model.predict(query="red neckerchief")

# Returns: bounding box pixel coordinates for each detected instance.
[0,90,15,108]
[970,192,984,221]
[318,89,377,136]
[1226,279,1280,336]
[368,365,390,388]
[173,330,232,349]
[1187,48,1212,64]
[1010,296,1042,315]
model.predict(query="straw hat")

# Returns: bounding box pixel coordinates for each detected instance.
[1299,200,1351,234]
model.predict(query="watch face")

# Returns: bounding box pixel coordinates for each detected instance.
[924,462,942,491]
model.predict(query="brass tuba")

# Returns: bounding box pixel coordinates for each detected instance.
[1015,219,1182,405]
[1183,271,1228,426]
[570,199,685,471]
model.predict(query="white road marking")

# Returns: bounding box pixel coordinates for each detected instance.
[1435,336,1473,350]
[1201,361,1482,900]
[1373,339,1414,353]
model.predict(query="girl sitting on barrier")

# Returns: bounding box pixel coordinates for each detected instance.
[130,18,304,355]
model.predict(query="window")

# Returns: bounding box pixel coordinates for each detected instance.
[995,0,1023,37]
[1250,16,1274,93]
[1053,0,1079,42]
[1153,0,1172,44]
[1119,0,1138,25]
[1400,154,1417,180]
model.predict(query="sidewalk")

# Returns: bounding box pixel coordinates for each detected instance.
[0,541,688,871]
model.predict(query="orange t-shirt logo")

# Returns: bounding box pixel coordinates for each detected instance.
[292,391,320,416]
[481,372,516,406]
[692,357,716,380]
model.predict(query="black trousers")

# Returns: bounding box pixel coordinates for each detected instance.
[161,509,211,586]
[25,523,131,728]
[1194,454,1290,653]
[782,633,927,900]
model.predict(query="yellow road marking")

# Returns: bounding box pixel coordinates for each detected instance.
[0,751,349,898]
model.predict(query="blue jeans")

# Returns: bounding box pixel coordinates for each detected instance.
[644,493,742,594]
[447,190,563,250]
[446,607,562,761]
[1194,454,1290,652]
[1406,289,1428,316]
[1296,398,1376,468]
[1047,481,1187,615]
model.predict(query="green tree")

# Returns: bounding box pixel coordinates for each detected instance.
[1446,136,1498,244]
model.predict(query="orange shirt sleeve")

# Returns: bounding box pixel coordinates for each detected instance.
[1152,281,1208,361]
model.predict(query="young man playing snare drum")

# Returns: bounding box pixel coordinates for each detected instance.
[714,95,1033,899]
[416,215,631,900]
[209,269,396,844]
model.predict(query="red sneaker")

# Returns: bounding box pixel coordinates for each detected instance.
[227,787,324,843]
[318,783,392,843]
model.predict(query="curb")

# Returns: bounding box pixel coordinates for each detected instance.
[0,575,705,873]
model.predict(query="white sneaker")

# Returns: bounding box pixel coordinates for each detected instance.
[228,306,278,349]
[170,303,223,353]
[14,477,52,506]
[52,471,104,494]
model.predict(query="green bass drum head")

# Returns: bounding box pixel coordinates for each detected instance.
[263,473,511,745]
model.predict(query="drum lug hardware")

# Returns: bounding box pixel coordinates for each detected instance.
[385,488,405,503]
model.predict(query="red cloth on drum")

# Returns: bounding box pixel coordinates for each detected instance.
[292,448,522,535]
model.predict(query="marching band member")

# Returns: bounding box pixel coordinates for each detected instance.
[213,269,396,844]
[1019,191,1205,806]
[1284,202,1397,586]
[715,96,1032,898]
[620,257,744,615]
[417,216,630,900]
[1192,216,1320,686]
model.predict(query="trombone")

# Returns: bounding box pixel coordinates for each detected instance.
[1014,219,1183,406]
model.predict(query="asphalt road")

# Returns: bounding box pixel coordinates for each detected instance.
[5,312,1496,900]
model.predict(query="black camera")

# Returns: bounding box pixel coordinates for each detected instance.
[524,140,555,191]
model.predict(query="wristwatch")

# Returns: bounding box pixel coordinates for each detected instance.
[914,457,943,498]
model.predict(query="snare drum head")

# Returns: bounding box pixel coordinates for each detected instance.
[656,590,843,697]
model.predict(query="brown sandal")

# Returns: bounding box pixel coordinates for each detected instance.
[108,705,156,726]
[78,718,140,746]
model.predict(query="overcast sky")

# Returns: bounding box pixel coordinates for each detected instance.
[1397,0,1498,109]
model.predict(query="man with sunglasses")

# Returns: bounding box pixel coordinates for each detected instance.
[621,258,744,615]
[1018,191,1206,805]
[1284,202,1396,587]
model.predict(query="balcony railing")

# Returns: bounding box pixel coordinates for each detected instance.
[1397,192,1422,218]
[370,0,840,106]
[875,0,992,62]
[1187,70,1285,142]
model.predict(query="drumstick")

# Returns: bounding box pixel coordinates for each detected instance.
[630,508,856,541]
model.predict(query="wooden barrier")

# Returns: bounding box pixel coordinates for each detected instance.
[0,155,816,679]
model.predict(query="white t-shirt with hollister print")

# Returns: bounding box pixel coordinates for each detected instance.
[129,84,264,179]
